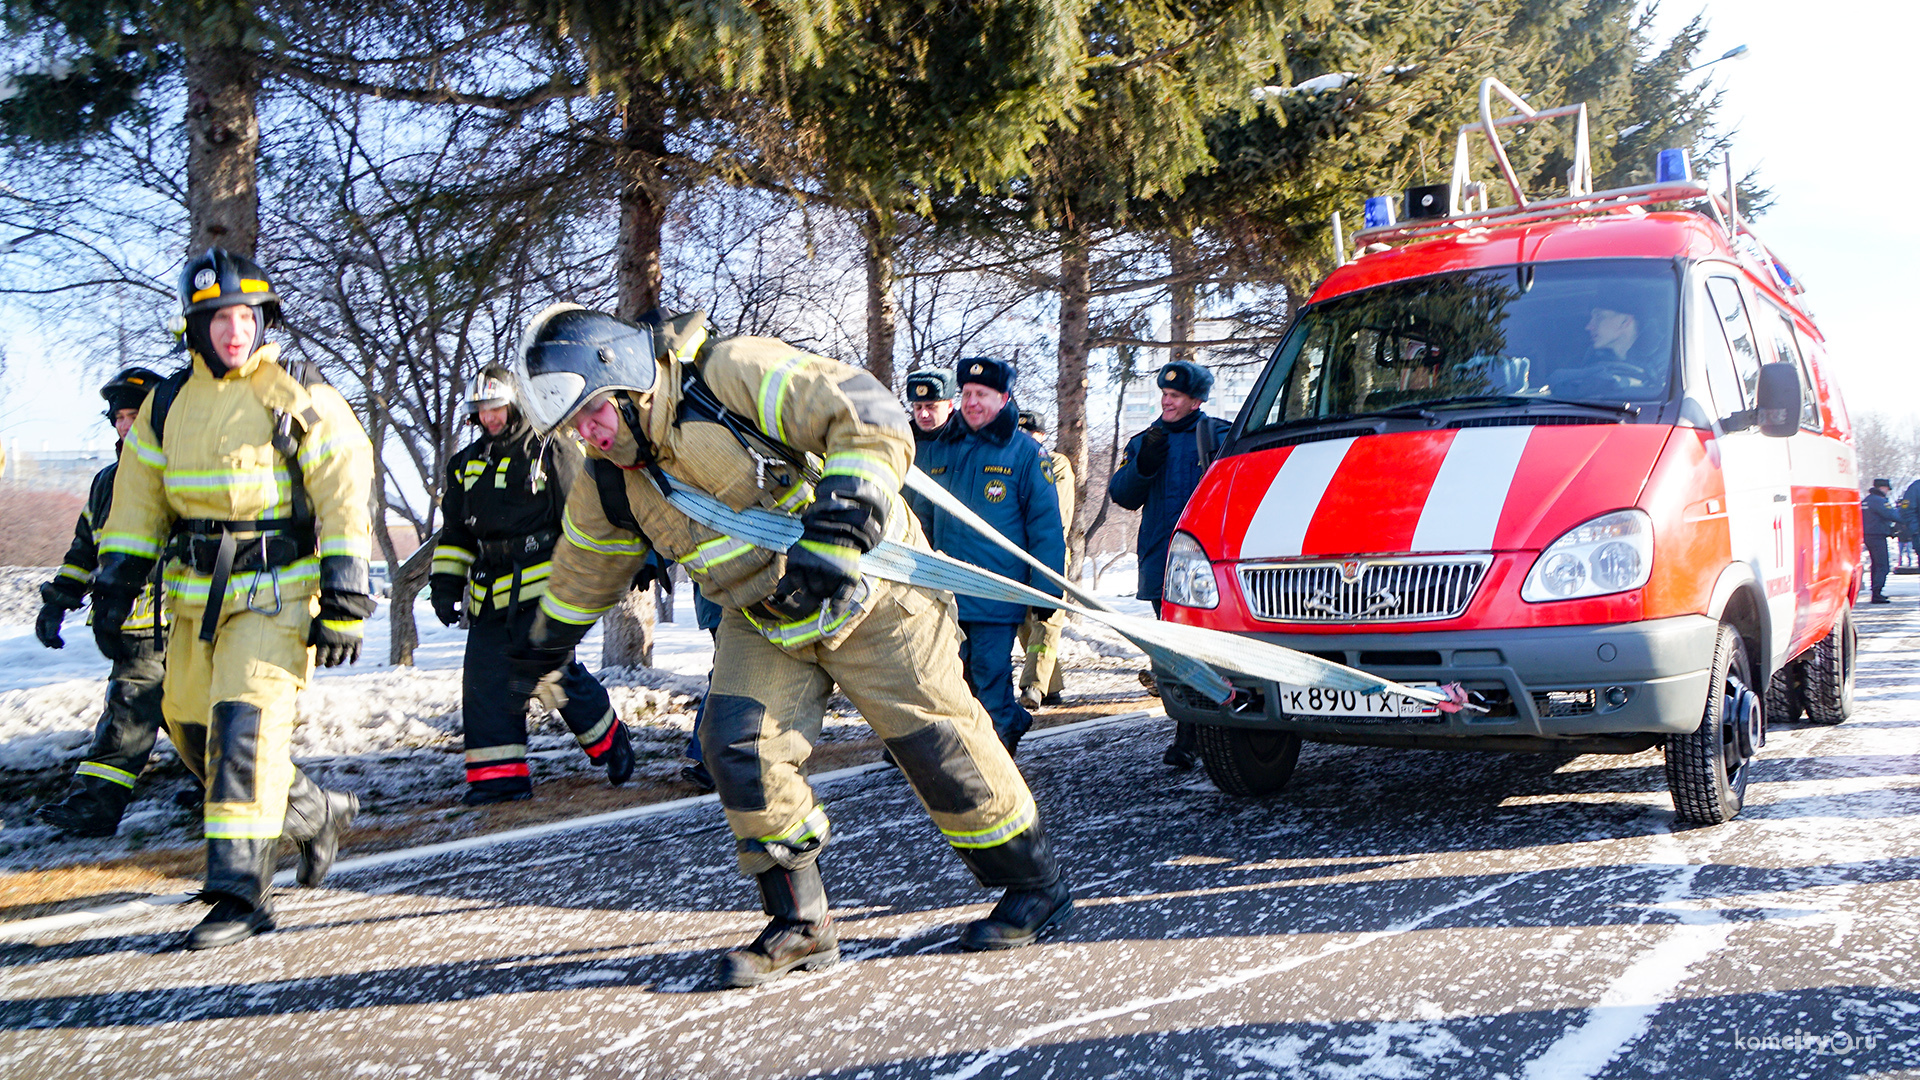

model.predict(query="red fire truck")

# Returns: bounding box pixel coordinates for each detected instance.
[1160,78,1859,824]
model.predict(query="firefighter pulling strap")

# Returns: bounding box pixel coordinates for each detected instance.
[649,471,1462,711]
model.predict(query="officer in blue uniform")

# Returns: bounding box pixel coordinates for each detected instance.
[912,357,1065,756]
[1109,360,1233,768]
[906,368,959,450]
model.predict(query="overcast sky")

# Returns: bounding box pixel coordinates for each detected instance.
[3,0,1914,457]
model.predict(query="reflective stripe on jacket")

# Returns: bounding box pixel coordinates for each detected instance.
[99,344,375,615]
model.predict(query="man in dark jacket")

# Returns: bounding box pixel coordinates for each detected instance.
[430,366,633,804]
[32,367,171,837]
[1108,360,1233,769]
[913,357,1066,755]
[1863,478,1902,604]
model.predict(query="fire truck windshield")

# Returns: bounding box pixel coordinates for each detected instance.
[1243,259,1679,434]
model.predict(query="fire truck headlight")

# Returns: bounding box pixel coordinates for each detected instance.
[1522,509,1654,602]
[1163,531,1219,609]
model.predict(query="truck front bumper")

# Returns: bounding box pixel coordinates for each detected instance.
[1158,614,1718,749]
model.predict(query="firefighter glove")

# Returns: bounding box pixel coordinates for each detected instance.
[311,557,377,667]
[89,584,138,662]
[767,539,861,623]
[429,573,464,627]
[308,608,364,667]
[35,581,84,649]
[1135,425,1170,475]
[765,474,883,622]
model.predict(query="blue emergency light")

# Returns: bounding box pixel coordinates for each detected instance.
[1656,148,1692,183]
[1363,196,1396,230]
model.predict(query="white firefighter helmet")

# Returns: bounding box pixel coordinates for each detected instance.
[463,365,517,417]
[514,303,659,436]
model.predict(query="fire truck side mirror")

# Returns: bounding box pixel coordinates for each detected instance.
[1755,362,1801,438]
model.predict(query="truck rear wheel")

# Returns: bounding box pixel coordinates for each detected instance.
[1197,724,1301,797]
[1765,664,1803,724]
[1801,608,1855,725]
[1665,623,1759,824]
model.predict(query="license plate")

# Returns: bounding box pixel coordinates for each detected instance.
[1278,684,1441,720]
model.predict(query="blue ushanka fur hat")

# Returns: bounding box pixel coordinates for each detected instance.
[1157,359,1214,401]
[906,368,958,402]
[956,356,1013,395]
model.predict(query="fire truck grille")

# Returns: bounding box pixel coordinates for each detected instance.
[1237,557,1491,623]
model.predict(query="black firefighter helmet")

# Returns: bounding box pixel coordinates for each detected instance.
[101,366,165,419]
[177,248,283,367]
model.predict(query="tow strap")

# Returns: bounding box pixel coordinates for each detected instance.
[649,469,1461,711]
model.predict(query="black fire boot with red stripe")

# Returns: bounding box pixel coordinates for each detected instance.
[719,863,840,988]
[593,721,635,786]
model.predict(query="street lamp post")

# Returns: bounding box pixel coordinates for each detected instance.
[1688,44,1750,75]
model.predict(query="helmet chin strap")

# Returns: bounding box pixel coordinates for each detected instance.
[615,392,653,468]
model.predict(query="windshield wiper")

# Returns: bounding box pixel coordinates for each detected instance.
[1369,395,1640,420]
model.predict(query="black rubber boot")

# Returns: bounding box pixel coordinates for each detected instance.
[463,781,533,806]
[188,838,279,950]
[596,722,635,786]
[1162,721,1200,771]
[953,821,1074,952]
[719,863,839,988]
[282,772,359,888]
[35,775,134,838]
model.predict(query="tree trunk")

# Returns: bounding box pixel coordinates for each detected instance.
[862,209,898,387]
[1055,232,1093,567]
[184,46,260,256]
[602,88,673,669]
[1076,354,1135,572]
[1169,233,1197,364]
[388,533,437,668]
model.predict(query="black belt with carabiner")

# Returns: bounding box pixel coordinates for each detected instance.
[168,517,316,642]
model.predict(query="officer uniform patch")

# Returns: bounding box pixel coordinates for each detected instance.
[984,479,1007,503]
[1042,458,1059,485]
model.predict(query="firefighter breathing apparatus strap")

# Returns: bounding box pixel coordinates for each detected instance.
[649,469,1455,709]
[152,361,327,642]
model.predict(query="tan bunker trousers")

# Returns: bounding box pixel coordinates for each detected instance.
[704,583,1041,878]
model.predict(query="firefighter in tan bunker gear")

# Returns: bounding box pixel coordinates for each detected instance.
[94,249,373,950]
[509,305,1074,988]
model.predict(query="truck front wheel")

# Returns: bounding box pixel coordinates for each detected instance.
[1197,725,1301,797]
[1665,623,1759,824]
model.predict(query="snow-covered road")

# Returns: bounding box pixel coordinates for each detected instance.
[2,580,1918,1077]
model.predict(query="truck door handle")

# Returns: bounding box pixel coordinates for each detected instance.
[1773,494,1788,502]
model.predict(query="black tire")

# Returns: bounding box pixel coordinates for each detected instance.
[1802,608,1855,725]
[1665,623,1760,824]
[1197,724,1301,797]
[1765,662,1804,725]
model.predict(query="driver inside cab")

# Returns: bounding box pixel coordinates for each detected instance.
[1553,293,1670,399]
